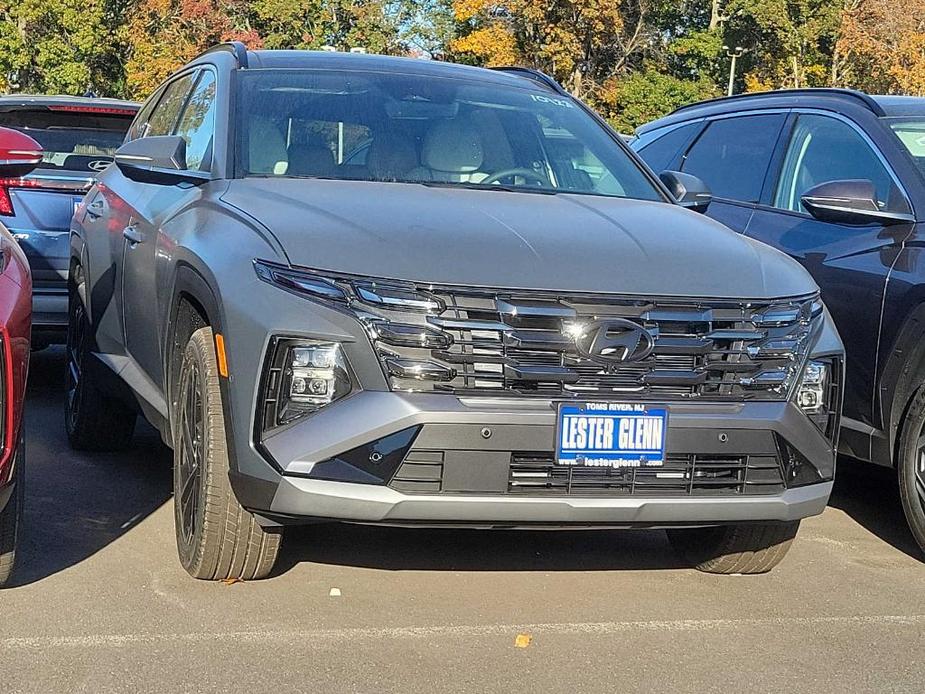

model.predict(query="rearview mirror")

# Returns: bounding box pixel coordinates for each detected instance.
[114,136,209,186]
[800,179,914,226]
[0,126,43,178]
[659,170,712,213]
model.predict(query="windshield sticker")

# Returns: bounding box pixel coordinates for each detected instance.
[531,94,574,108]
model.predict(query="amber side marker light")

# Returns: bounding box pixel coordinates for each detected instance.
[215,333,229,377]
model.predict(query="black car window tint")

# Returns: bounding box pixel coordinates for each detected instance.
[681,114,786,202]
[636,122,700,173]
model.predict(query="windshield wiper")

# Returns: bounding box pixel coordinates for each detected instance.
[417,181,558,195]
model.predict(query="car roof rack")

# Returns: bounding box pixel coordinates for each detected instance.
[197,41,249,69]
[489,66,569,96]
[670,88,885,117]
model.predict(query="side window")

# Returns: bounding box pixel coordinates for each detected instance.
[636,122,701,173]
[174,71,217,171]
[145,72,197,138]
[125,89,162,142]
[773,114,900,213]
[681,114,786,202]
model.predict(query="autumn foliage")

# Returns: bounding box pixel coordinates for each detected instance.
[0,0,923,129]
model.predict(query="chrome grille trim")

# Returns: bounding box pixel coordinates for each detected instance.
[362,286,819,400]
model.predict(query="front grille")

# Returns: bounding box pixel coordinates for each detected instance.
[365,286,819,400]
[508,453,785,496]
[386,450,786,497]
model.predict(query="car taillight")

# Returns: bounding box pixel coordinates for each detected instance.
[0,177,43,217]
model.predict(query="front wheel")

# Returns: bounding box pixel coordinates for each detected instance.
[173,326,281,580]
[667,521,801,574]
[896,386,925,557]
[0,439,24,587]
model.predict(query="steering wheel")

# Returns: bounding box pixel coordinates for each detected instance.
[482,168,550,187]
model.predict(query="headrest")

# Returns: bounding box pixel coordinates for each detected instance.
[248,117,288,175]
[367,134,417,180]
[422,120,483,173]
[287,143,335,177]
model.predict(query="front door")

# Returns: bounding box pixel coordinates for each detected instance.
[744,112,914,428]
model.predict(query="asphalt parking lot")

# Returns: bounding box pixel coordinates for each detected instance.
[3,347,925,693]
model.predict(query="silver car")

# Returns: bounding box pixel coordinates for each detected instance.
[68,44,844,580]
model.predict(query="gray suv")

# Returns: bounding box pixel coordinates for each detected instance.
[68,44,844,580]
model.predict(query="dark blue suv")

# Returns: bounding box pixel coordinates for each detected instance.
[0,95,138,344]
[632,88,925,555]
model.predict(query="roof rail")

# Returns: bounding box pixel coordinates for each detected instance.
[489,66,569,96]
[197,41,249,68]
[671,88,884,117]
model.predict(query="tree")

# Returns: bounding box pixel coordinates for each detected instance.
[0,0,127,94]
[834,0,925,95]
[596,66,719,132]
[450,0,655,97]
[723,0,842,90]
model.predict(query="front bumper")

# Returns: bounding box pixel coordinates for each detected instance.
[271,476,832,526]
[242,392,837,527]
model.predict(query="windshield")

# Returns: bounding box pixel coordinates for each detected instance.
[0,108,135,173]
[236,69,662,201]
[888,118,925,177]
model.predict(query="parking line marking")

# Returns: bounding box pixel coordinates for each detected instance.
[2,614,923,650]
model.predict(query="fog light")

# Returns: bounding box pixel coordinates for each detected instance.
[797,360,828,414]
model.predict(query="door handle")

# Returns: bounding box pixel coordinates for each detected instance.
[123,225,145,245]
[86,199,105,219]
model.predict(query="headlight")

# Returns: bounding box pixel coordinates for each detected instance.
[797,360,828,413]
[795,358,841,441]
[259,338,353,431]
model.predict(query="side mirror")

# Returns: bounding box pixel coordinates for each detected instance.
[659,170,712,213]
[114,136,209,186]
[0,126,43,178]
[800,179,914,226]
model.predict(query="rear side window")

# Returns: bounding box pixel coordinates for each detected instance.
[0,107,136,173]
[146,73,197,138]
[636,122,701,173]
[681,115,786,202]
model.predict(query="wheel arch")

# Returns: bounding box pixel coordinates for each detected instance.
[878,301,925,467]
[164,262,226,447]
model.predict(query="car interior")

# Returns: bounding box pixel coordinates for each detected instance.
[235,73,655,200]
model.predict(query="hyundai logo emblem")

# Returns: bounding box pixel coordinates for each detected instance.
[574,319,655,364]
[87,159,110,172]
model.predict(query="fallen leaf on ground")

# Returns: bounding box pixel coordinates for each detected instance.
[514,633,532,648]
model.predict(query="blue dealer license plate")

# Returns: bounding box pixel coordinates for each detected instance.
[556,402,668,467]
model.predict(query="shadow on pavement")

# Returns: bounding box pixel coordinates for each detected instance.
[18,346,923,581]
[277,524,687,574]
[12,347,172,587]
[828,455,923,561]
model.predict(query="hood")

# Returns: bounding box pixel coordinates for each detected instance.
[221,179,816,300]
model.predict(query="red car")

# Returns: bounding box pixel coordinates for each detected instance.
[0,126,38,586]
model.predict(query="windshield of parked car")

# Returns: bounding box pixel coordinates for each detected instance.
[887,118,925,177]
[236,68,662,201]
[0,107,136,173]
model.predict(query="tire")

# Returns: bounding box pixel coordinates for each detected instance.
[65,288,136,451]
[666,521,800,574]
[173,326,281,580]
[0,439,24,588]
[896,386,925,557]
